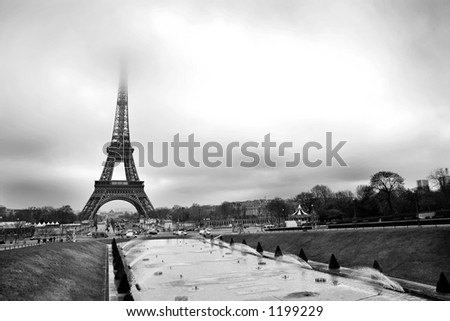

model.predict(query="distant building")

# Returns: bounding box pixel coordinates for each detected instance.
[96,221,106,232]
[163,220,173,231]
[416,179,430,191]
[242,199,268,217]
[0,205,8,219]
[0,221,26,228]
[139,218,157,230]
[140,218,156,224]
[439,168,450,187]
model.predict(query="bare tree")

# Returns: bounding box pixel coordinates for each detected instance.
[428,168,450,201]
[14,220,25,243]
[356,185,375,200]
[294,192,315,213]
[370,171,404,215]
[266,198,289,225]
[311,185,333,206]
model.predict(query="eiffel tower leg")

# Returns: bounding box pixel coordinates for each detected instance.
[100,154,117,181]
[124,150,140,182]
[79,191,103,221]
[139,195,155,214]
[127,192,153,219]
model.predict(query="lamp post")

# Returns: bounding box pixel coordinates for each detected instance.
[353,199,357,229]
[16,218,20,243]
[413,190,420,227]
[61,210,65,241]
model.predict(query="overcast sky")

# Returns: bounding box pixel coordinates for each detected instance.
[1,0,450,211]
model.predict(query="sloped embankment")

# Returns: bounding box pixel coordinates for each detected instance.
[222,227,450,286]
[0,241,107,300]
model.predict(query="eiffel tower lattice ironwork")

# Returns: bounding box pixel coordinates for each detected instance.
[80,67,155,221]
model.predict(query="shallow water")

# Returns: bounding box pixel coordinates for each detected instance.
[121,238,423,301]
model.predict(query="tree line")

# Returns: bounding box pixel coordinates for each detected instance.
[267,168,450,223]
[2,205,78,224]
[2,168,449,225]
[152,168,450,224]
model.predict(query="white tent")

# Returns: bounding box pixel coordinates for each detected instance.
[290,203,310,218]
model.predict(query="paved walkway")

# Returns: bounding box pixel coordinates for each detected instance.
[1,239,41,251]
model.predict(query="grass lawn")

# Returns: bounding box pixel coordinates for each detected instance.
[0,241,107,301]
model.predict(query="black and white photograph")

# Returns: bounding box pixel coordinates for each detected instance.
[0,0,449,316]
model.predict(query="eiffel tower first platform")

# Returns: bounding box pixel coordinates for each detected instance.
[79,67,155,221]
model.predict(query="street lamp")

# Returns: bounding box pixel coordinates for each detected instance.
[60,210,65,241]
[17,218,20,243]
[413,190,420,227]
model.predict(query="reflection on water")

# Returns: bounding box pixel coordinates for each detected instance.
[120,238,421,301]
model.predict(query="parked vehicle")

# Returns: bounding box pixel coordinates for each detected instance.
[92,232,108,238]
[199,229,210,236]
[125,230,136,238]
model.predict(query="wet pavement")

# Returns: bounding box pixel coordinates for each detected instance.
[119,238,424,301]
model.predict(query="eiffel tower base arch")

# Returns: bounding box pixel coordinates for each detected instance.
[80,181,154,221]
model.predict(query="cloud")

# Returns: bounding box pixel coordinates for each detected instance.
[1,0,450,210]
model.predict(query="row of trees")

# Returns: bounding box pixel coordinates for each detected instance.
[2,168,449,225]
[152,200,271,225]
[147,168,450,225]
[152,203,224,224]
[266,169,450,223]
[4,205,78,224]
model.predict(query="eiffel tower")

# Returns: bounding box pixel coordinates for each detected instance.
[79,66,155,221]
